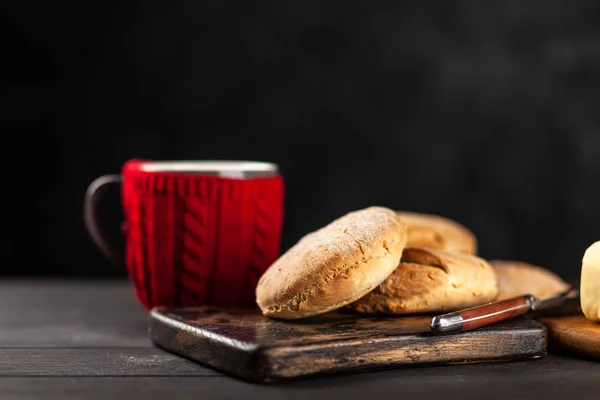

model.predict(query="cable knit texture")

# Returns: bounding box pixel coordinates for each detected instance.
[121,159,285,310]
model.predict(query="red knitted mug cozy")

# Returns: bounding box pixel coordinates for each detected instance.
[121,159,285,310]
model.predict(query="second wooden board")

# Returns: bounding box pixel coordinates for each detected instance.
[538,315,600,360]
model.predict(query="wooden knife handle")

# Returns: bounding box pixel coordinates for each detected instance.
[430,295,534,335]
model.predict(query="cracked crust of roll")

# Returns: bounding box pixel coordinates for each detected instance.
[491,260,570,301]
[255,206,407,319]
[347,247,498,314]
[396,211,477,255]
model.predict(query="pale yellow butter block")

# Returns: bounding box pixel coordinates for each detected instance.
[581,241,600,321]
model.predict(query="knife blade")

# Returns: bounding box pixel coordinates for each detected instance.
[430,287,580,335]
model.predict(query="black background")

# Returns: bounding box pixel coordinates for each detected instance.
[2,1,600,280]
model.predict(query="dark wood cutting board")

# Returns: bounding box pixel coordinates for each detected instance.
[538,315,600,361]
[148,306,547,382]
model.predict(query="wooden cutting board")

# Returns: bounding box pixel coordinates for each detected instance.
[149,306,547,382]
[538,315,600,361]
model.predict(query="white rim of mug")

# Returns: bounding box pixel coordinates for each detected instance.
[138,160,279,178]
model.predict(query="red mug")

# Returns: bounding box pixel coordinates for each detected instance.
[84,159,285,310]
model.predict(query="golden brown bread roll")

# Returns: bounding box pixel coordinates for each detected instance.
[490,260,570,301]
[396,211,477,255]
[255,206,408,319]
[347,247,498,314]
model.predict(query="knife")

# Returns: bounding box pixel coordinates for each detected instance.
[430,287,580,335]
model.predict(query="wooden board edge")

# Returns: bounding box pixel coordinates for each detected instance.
[260,319,548,381]
[148,309,267,382]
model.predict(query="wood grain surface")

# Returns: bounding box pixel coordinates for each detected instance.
[3,280,600,400]
[538,315,600,360]
[0,281,149,347]
[149,306,547,382]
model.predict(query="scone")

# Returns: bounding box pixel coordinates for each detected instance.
[491,260,570,301]
[255,206,408,319]
[396,211,477,255]
[347,247,498,314]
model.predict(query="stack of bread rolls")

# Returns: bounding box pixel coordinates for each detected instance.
[255,206,571,320]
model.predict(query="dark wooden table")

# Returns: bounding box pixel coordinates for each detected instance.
[2,280,599,399]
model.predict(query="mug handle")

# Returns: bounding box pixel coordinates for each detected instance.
[84,174,124,267]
